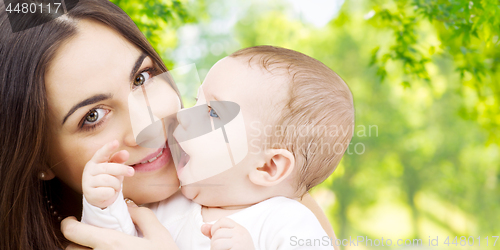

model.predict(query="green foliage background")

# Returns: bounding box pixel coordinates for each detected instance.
[112,0,499,248]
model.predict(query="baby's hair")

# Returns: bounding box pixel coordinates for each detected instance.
[230,45,355,195]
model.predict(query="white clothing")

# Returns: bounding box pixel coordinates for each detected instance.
[82,191,334,249]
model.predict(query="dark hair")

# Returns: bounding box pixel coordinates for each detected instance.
[0,0,177,249]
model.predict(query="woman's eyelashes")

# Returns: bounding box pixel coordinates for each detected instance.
[80,107,110,132]
[132,67,157,89]
[208,105,219,118]
[78,67,158,132]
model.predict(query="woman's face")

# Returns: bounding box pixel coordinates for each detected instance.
[44,19,180,204]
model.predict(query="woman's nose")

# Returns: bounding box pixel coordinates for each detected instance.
[123,122,139,147]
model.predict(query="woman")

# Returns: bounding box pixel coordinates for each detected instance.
[0,0,336,249]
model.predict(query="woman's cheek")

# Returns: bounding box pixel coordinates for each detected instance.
[58,140,106,193]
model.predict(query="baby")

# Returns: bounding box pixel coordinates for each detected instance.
[81,46,354,249]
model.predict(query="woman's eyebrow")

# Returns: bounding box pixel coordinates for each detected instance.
[129,53,148,81]
[61,54,147,125]
[62,93,113,125]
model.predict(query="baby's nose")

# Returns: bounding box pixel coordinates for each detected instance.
[175,105,213,142]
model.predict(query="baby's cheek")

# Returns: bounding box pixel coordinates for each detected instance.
[180,185,199,200]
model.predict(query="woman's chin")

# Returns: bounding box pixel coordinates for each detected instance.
[122,162,180,204]
[125,181,179,205]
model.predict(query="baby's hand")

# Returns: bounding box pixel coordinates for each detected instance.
[82,140,134,209]
[202,218,255,250]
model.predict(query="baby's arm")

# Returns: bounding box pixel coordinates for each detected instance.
[202,218,255,250]
[81,140,138,236]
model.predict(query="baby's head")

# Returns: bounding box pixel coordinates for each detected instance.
[174,46,354,207]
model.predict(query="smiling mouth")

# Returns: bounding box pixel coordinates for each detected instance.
[128,142,172,174]
[133,148,164,166]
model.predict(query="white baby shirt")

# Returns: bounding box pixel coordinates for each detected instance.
[82,191,333,249]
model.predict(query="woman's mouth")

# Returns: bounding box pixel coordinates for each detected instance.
[138,149,164,164]
[130,144,171,172]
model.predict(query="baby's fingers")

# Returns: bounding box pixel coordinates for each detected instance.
[201,224,213,238]
[88,163,134,177]
[90,140,120,163]
[211,228,233,242]
[88,174,122,191]
[210,217,236,238]
[211,238,232,250]
[85,187,116,206]
[110,149,129,164]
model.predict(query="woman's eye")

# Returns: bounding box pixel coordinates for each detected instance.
[208,106,219,118]
[133,71,152,87]
[84,108,106,125]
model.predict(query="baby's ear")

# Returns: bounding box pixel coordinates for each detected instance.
[249,149,295,187]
